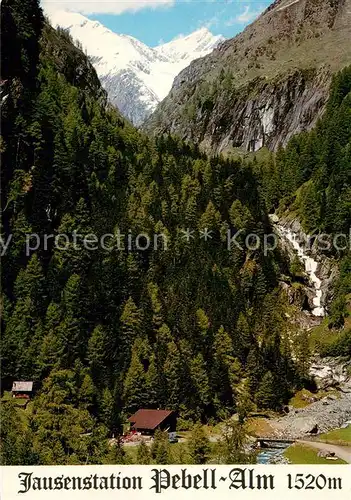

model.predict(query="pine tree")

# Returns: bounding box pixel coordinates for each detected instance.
[246,347,263,394]
[145,354,160,408]
[25,320,45,379]
[119,297,143,369]
[78,373,95,410]
[235,312,252,361]
[255,371,279,410]
[190,353,211,408]
[199,201,221,232]
[229,200,254,231]
[123,349,147,414]
[148,282,163,330]
[212,326,240,408]
[216,422,254,464]
[236,382,254,423]
[136,441,151,464]
[2,297,35,378]
[14,253,45,313]
[31,370,100,464]
[106,439,129,465]
[0,401,38,465]
[196,308,210,348]
[99,388,114,433]
[124,254,142,298]
[295,331,311,381]
[56,274,89,368]
[150,430,170,465]
[163,341,183,409]
[87,325,108,387]
[51,199,93,280]
[156,323,173,366]
[36,302,62,377]
[2,253,46,378]
[188,424,211,464]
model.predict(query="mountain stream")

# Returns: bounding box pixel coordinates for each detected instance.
[272,219,325,317]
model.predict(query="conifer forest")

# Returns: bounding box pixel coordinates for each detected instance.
[1,0,350,465]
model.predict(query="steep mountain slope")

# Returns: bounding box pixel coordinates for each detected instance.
[48,10,224,125]
[2,0,350,467]
[2,0,315,465]
[146,0,351,152]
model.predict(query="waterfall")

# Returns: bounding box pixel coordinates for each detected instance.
[274,223,325,317]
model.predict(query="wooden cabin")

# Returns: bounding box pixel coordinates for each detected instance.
[11,381,34,399]
[128,409,177,435]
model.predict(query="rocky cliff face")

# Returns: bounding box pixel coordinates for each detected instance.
[204,69,331,153]
[146,0,351,153]
[156,68,332,153]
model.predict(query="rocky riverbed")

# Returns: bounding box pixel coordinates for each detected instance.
[271,389,351,439]
[254,356,351,441]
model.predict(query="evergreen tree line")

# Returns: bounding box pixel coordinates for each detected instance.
[255,66,351,236]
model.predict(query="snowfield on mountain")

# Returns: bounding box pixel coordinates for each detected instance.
[48,10,224,125]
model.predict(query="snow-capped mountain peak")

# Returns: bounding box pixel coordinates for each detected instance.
[48,10,224,125]
[156,28,224,62]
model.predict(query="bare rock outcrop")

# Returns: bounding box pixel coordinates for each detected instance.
[310,356,351,390]
[146,0,351,154]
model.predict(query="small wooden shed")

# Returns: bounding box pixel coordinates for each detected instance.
[11,381,34,399]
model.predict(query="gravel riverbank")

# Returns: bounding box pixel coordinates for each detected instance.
[270,388,351,439]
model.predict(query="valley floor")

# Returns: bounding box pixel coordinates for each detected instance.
[296,441,351,463]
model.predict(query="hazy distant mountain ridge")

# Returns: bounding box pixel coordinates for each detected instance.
[49,11,224,125]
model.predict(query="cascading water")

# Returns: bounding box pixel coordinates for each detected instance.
[274,224,325,317]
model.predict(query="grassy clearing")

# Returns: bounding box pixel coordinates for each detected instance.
[309,296,351,353]
[1,391,28,406]
[309,320,341,351]
[317,425,351,446]
[289,389,316,409]
[1,391,12,401]
[289,388,340,409]
[284,443,347,465]
[247,417,275,437]
[124,441,217,464]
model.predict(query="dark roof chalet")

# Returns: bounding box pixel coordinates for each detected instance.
[12,381,34,392]
[128,409,175,430]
